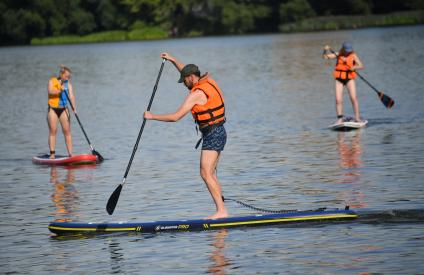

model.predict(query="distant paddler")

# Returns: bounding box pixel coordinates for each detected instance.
[47,65,76,159]
[323,42,365,124]
[144,52,228,219]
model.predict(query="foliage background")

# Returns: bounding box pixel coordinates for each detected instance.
[1,0,423,45]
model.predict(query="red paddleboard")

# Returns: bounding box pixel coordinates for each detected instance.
[32,154,98,165]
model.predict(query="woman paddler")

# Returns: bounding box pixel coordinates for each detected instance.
[323,42,364,124]
[47,65,76,159]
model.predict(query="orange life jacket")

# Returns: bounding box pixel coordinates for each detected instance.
[190,76,225,127]
[333,53,357,80]
[48,77,69,108]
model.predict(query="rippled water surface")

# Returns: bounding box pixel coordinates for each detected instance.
[1,26,424,274]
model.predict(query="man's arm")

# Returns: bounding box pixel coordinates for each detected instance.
[161,52,184,72]
[144,90,207,122]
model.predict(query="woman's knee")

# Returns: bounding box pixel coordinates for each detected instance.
[60,119,72,136]
[62,127,71,136]
[49,127,57,136]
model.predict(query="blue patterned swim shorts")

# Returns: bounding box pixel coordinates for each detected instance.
[201,125,227,151]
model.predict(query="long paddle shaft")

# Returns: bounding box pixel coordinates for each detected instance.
[106,59,166,215]
[62,90,104,162]
[328,48,395,109]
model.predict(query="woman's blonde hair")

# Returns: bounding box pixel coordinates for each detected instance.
[59,64,71,75]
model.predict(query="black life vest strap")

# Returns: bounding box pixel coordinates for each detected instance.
[197,113,225,124]
[335,69,356,79]
[195,103,225,116]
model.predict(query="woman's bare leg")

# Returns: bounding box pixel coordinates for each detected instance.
[59,109,73,157]
[47,108,58,159]
[335,80,344,123]
[346,80,361,121]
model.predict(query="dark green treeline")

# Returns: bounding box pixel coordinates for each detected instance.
[1,0,423,45]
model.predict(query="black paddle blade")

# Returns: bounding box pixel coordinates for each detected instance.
[92,149,104,162]
[378,91,395,109]
[106,184,123,215]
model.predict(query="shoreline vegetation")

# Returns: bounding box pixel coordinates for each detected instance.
[3,0,423,46]
[31,27,169,46]
[31,10,424,46]
[280,10,424,32]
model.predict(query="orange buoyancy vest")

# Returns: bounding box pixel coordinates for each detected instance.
[190,76,225,127]
[48,77,69,108]
[333,53,357,80]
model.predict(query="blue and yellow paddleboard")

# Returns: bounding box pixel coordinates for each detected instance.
[48,208,357,235]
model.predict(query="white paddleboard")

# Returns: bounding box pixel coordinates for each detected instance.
[329,117,368,131]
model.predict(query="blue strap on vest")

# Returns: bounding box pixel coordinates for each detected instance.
[59,80,69,107]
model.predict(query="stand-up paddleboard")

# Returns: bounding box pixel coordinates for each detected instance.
[49,207,357,235]
[32,154,98,166]
[329,117,368,131]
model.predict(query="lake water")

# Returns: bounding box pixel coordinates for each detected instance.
[1,25,424,274]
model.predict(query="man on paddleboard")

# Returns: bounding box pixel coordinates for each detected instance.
[144,53,228,219]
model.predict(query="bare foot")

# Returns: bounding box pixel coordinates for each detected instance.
[335,118,344,124]
[206,210,229,220]
[49,154,55,159]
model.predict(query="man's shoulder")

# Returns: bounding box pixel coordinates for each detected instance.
[191,88,207,95]
[190,89,208,102]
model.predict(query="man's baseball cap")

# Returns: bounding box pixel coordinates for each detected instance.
[178,64,200,83]
[342,41,353,53]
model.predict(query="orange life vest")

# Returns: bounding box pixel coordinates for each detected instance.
[48,77,69,108]
[190,76,225,127]
[333,53,357,80]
